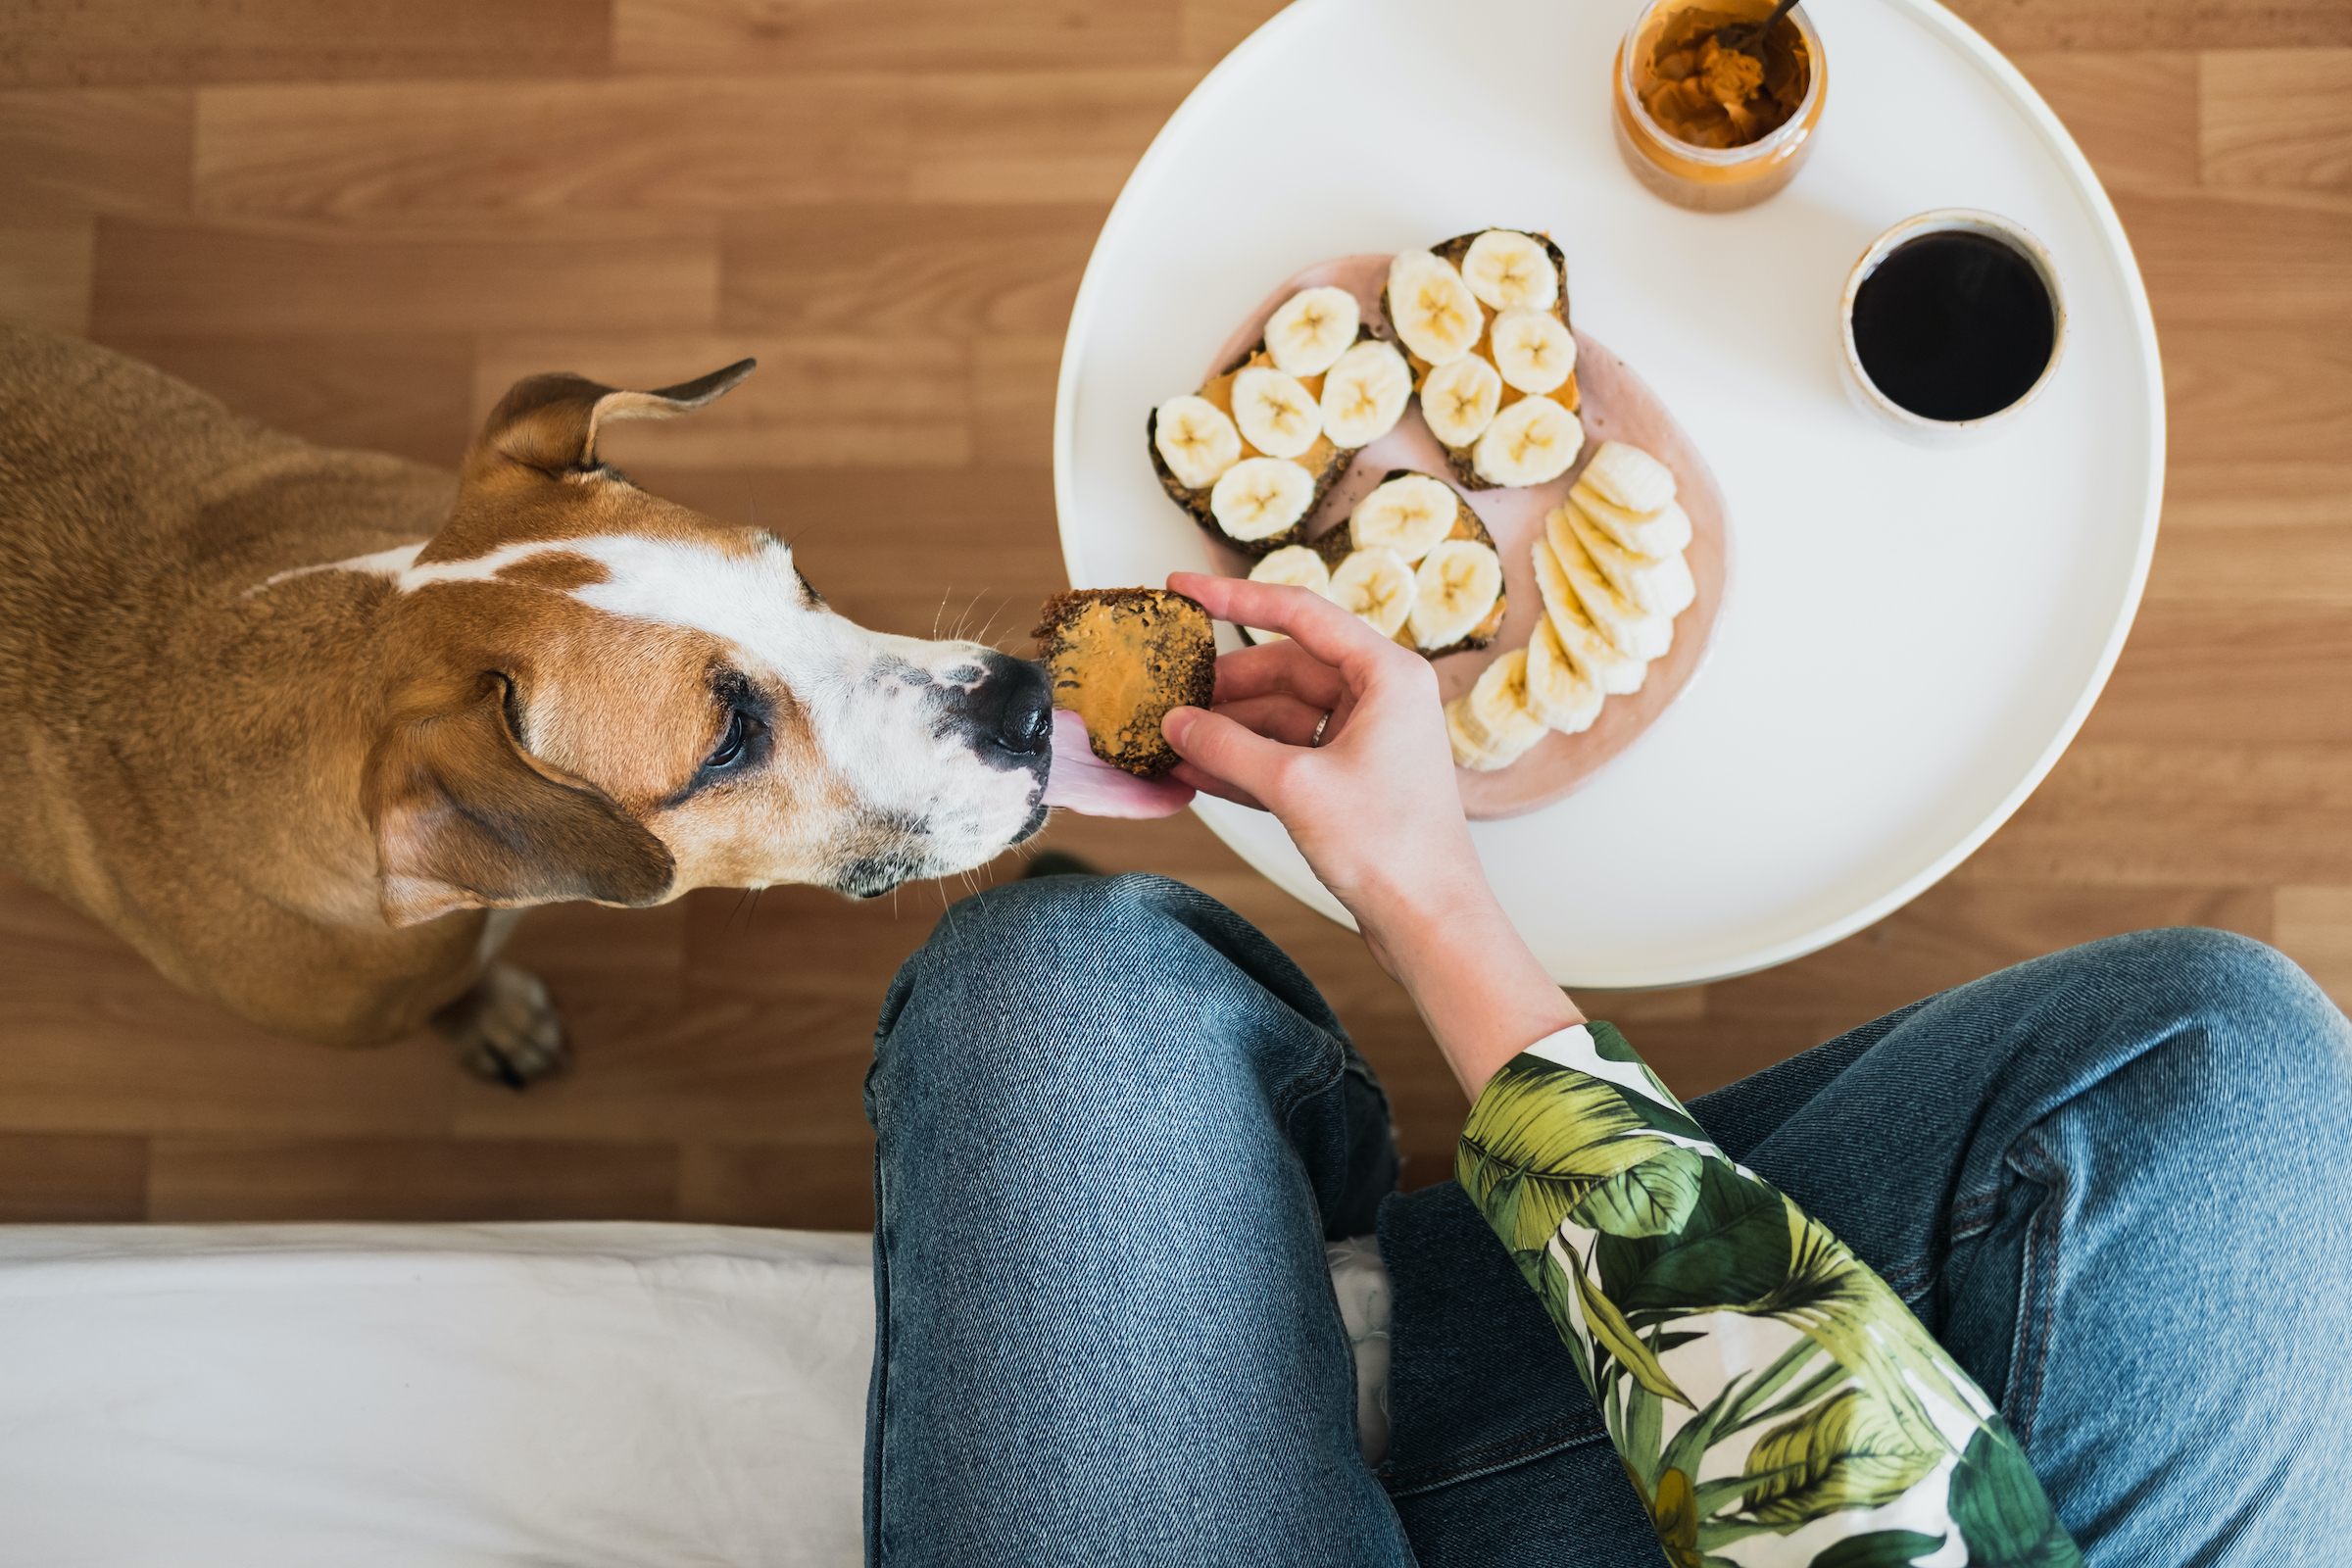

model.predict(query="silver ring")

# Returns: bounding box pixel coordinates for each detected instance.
[1310,710,1332,748]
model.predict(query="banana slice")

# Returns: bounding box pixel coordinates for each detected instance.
[1430,700,1486,770]
[1210,457,1315,543]
[1532,538,1648,695]
[1489,307,1576,396]
[1387,251,1484,368]
[1544,508,1673,661]
[1264,286,1360,378]
[1243,544,1335,642]
[1468,649,1545,746]
[1571,480,1692,558]
[1408,539,1503,653]
[1152,395,1243,491]
[1579,440,1678,514]
[1446,695,1505,769]
[1473,395,1584,488]
[1526,612,1604,735]
[1351,474,1459,564]
[1460,229,1559,313]
[1230,366,1322,460]
[1330,547,1418,639]
[1420,354,1502,449]
[1320,340,1412,449]
[1249,543,1333,597]
[1563,496,1696,618]
[1452,648,1546,767]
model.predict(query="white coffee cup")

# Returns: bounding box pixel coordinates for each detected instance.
[1838,208,2066,448]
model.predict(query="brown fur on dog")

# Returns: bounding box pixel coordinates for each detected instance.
[0,325,1051,1068]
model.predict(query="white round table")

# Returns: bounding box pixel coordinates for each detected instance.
[1052,0,2163,990]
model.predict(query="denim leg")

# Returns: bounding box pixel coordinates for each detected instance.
[861,873,1409,1567]
[1727,928,2352,1562]
[1378,928,2352,1567]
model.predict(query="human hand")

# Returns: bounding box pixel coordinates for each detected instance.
[1157,570,1483,976]
[1159,570,1580,1098]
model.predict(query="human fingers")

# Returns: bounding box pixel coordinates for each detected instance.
[1170,571,1402,687]
[1161,705,1301,808]
[1165,758,1267,812]
[1208,692,1332,749]
[1210,637,1347,710]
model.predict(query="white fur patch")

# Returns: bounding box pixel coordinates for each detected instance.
[395,541,598,594]
[560,535,832,669]
[242,541,425,599]
[247,539,621,601]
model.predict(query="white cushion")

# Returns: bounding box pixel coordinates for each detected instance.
[0,1223,872,1567]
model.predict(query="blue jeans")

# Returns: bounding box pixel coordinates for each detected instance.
[862,874,2352,1566]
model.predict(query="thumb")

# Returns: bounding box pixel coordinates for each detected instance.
[1163,706,1292,804]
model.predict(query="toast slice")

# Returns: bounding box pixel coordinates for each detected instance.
[1033,588,1216,777]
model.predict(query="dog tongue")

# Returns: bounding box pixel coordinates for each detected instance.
[1042,710,1194,818]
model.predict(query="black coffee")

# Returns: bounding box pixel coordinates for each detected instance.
[1850,230,2055,422]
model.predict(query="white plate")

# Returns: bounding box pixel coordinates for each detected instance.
[1052,0,2163,990]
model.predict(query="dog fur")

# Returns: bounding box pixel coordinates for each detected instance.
[0,325,1054,1080]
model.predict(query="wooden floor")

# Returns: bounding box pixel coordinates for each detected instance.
[1,1,2346,1229]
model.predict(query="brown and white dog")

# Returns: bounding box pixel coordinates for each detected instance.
[0,325,1054,1083]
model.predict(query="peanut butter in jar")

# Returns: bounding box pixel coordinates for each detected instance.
[1613,0,1826,214]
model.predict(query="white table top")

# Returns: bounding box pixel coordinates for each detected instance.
[1053,0,2162,989]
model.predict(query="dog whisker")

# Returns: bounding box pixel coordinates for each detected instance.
[949,588,989,647]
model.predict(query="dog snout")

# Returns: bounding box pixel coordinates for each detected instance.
[955,654,1054,766]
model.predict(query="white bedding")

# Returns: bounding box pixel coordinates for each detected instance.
[0,1223,873,1567]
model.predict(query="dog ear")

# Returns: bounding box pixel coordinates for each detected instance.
[464,360,757,482]
[365,681,676,929]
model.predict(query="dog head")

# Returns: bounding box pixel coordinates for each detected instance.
[363,361,1054,928]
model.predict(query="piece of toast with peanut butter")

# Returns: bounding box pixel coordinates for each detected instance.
[1033,588,1216,777]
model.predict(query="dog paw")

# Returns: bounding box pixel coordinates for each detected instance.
[433,962,567,1089]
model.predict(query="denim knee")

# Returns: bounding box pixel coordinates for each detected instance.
[871,875,1167,1089]
[866,872,1346,1115]
[895,873,1193,993]
[2082,924,2333,1013]
[862,870,1392,1237]
[2025,926,2350,1097]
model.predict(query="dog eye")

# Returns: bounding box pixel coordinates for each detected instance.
[706,710,751,770]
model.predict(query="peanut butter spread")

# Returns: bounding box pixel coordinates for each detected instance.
[1033,589,1216,777]
[1638,8,1809,150]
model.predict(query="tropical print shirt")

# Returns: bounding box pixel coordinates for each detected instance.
[1457,1022,2083,1568]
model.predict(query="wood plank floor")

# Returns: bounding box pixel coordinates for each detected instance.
[2,1,2346,1229]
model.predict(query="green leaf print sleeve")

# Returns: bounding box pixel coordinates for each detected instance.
[1456,1023,2082,1568]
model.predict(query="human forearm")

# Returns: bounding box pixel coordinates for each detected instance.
[1459,1023,2082,1568]
[1357,873,1581,1102]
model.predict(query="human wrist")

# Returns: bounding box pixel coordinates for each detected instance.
[1359,877,1581,1101]
[1336,838,1494,957]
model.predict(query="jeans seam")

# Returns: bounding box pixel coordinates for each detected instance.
[867,1158,890,1566]
[2003,1131,2069,1451]
[1377,1414,1611,1498]
[1950,1188,1999,1236]
[1271,1031,1350,1138]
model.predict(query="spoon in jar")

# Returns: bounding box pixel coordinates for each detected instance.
[1713,0,1800,59]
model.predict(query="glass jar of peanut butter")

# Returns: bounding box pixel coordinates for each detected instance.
[1613,0,1826,214]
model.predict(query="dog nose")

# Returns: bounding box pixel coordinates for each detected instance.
[1000,675,1053,753]
[959,655,1054,763]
